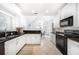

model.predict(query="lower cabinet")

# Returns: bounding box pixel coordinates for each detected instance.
[0,43,5,55]
[26,34,41,44]
[4,34,41,55]
[51,34,56,45]
[68,39,79,55]
[16,35,25,52]
[5,34,27,55]
[5,38,17,55]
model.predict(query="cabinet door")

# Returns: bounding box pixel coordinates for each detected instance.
[68,39,79,55]
[0,12,6,31]
[61,4,77,27]
[6,16,13,31]
[22,35,27,44]
[51,34,56,45]
[77,4,79,27]
[26,34,41,44]
[5,39,17,55]
[61,4,76,19]
[16,36,25,52]
[53,13,60,28]
[0,43,4,55]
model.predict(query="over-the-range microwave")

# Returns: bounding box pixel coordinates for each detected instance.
[60,16,73,27]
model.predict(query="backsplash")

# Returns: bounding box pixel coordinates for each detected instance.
[55,27,79,32]
[6,31,17,36]
[0,31,17,38]
[0,32,5,38]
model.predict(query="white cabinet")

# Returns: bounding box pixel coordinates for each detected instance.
[22,34,27,44]
[4,34,41,55]
[5,38,17,55]
[53,3,79,29]
[61,3,77,27]
[51,34,56,45]
[6,16,13,31]
[0,12,14,31]
[16,35,25,52]
[26,34,41,44]
[53,12,60,28]
[76,4,79,27]
[61,4,76,19]
[5,34,27,55]
[68,38,79,55]
[0,12,6,31]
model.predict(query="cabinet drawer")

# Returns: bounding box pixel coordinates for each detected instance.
[0,43,4,55]
[68,39,79,55]
[5,39,17,55]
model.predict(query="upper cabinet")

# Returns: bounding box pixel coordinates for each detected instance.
[53,3,79,29]
[0,12,18,31]
[6,16,13,31]
[0,11,25,31]
[60,3,78,27]
[76,4,79,27]
[60,3,79,27]
[53,10,61,28]
[0,12,13,31]
[11,16,20,31]
[0,12,6,31]
[61,4,76,19]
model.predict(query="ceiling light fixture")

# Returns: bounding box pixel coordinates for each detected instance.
[34,12,38,14]
[46,10,48,13]
[32,10,38,14]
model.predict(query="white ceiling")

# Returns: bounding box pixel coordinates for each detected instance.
[16,3,65,16]
[0,3,22,17]
[0,3,65,16]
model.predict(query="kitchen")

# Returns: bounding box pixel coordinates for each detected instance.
[0,3,79,55]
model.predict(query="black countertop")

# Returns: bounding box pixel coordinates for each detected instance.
[23,30,42,37]
[52,32,64,34]
[0,35,19,43]
[68,38,79,43]
[52,32,65,36]
[0,30,42,44]
[23,30,41,34]
[52,31,79,43]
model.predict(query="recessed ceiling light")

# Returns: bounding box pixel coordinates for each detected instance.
[32,10,38,14]
[32,10,35,13]
[45,10,48,13]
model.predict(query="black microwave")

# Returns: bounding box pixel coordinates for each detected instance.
[60,16,73,27]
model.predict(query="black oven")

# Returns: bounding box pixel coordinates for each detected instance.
[56,32,67,55]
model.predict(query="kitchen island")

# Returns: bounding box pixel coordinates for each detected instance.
[23,30,41,44]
